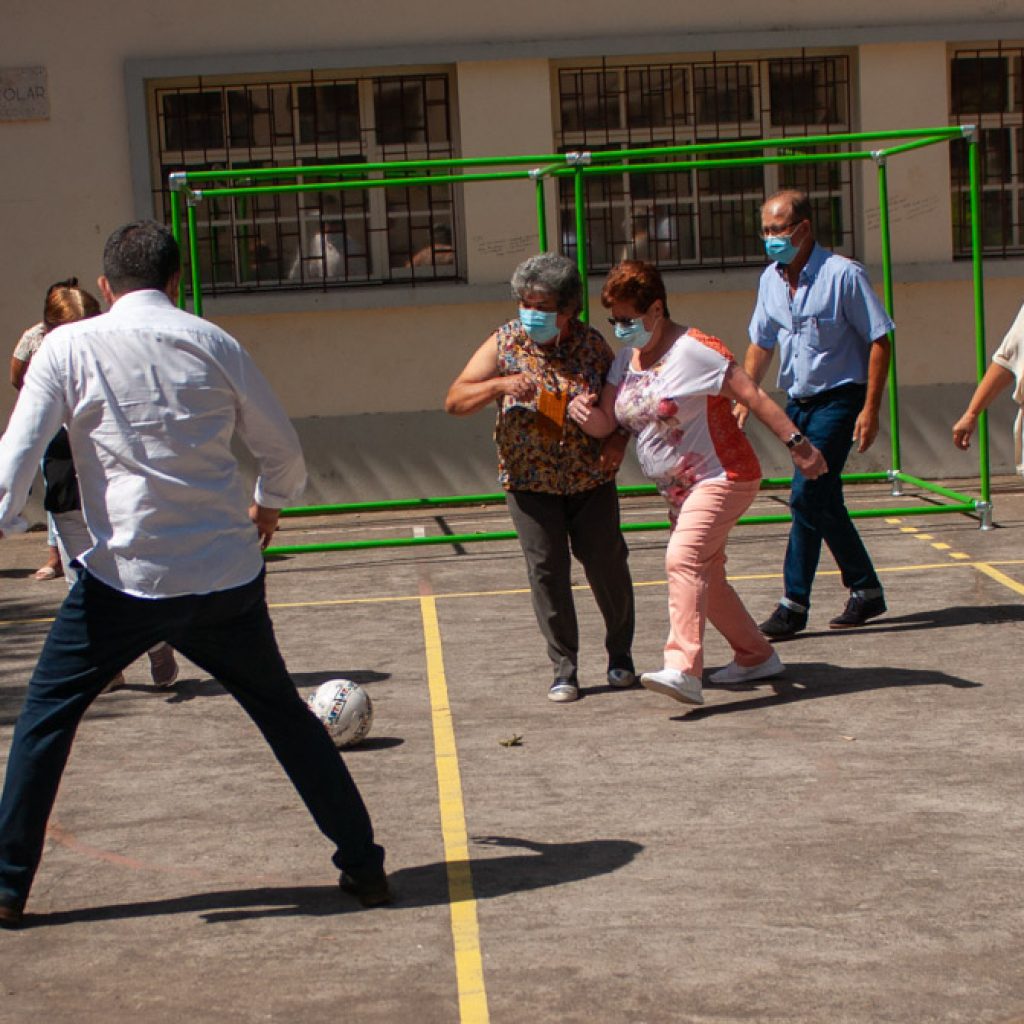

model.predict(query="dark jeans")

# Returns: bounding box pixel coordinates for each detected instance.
[783,384,882,607]
[506,481,635,681]
[0,570,382,909]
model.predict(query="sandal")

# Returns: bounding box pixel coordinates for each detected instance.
[32,565,61,580]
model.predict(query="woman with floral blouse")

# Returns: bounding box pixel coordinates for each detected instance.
[446,253,635,704]
[569,261,826,708]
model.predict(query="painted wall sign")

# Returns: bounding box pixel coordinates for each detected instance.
[0,67,49,121]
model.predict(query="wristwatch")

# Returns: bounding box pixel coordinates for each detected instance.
[785,432,806,449]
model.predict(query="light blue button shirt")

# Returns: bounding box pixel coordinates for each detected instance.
[748,244,895,399]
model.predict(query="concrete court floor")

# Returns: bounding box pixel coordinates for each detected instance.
[0,477,1023,1024]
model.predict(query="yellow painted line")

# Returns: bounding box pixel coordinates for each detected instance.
[974,562,1024,598]
[885,517,903,524]
[900,526,919,533]
[419,592,490,1024]
[4,559,1024,627]
[912,533,934,541]
[931,542,951,550]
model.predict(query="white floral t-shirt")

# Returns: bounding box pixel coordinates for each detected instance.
[608,328,761,509]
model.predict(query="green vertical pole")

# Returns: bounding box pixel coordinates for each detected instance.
[967,132,991,508]
[573,167,588,323]
[169,189,185,309]
[534,176,548,252]
[186,200,204,318]
[875,157,901,473]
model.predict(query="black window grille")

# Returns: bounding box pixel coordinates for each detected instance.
[555,53,854,271]
[150,71,459,295]
[950,45,1024,257]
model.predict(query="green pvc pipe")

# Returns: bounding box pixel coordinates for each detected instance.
[587,126,963,163]
[574,167,588,322]
[562,150,876,182]
[169,189,185,308]
[968,135,991,507]
[197,168,539,201]
[185,202,203,317]
[264,495,979,556]
[535,177,548,252]
[170,127,964,190]
[875,159,902,472]
[892,472,976,504]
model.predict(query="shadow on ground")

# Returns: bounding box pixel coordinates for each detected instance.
[689,661,980,720]
[17,835,642,928]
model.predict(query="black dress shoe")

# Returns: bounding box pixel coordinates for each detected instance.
[339,871,393,908]
[0,899,25,929]
[758,603,808,639]
[829,594,886,629]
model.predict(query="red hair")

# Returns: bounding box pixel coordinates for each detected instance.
[600,260,670,317]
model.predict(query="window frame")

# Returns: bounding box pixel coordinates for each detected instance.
[146,66,462,296]
[552,50,856,272]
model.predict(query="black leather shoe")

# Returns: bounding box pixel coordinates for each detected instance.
[829,594,886,629]
[0,899,25,929]
[758,603,808,639]
[339,871,393,908]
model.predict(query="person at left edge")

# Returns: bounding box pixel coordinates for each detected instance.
[445,252,636,705]
[0,221,388,928]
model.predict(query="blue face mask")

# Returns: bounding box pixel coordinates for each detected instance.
[613,318,653,348]
[519,307,560,345]
[764,232,800,265]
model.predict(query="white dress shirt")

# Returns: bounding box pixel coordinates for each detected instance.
[0,289,306,598]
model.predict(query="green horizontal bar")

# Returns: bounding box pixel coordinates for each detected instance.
[277,472,931,518]
[177,153,569,183]
[266,495,978,556]
[875,136,957,160]
[588,127,963,163]
[265,530,518,554]
[171,127,963,188]
[892,472,975,504]
[198,168,535,199]
[562,151,875,180]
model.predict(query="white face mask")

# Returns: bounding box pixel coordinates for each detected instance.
[518,307,560,345]
[613,317,654,348]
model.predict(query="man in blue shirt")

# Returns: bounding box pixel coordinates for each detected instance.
[740,189,894,638]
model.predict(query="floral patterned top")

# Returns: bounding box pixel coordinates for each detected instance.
[608,328,761,510]
[494,317,616,494]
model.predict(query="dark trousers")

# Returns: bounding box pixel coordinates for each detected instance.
[506,481,635,681]
[783,384,882,607]
[0,570,382,909]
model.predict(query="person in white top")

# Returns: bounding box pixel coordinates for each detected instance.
[952,302,1024,475]
[0,221,388,928]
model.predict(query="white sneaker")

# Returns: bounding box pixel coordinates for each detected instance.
[708,650,784,685]
[639,668,704,705]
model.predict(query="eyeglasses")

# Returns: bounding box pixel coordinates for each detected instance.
[760,220,803,240]
[607,315,643,328]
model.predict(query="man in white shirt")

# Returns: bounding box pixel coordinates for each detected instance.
[0,221,388,928]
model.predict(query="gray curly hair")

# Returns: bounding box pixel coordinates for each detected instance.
[510,253,582,314]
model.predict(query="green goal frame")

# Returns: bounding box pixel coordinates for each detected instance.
[167,125,992,556]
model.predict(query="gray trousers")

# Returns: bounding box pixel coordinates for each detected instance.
[506,481,635,681]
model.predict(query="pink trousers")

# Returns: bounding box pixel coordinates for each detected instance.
[663,478,773,677]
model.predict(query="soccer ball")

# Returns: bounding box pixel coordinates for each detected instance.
[307,679,374,748]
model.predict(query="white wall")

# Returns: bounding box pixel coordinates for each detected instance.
[3,4,1024,497]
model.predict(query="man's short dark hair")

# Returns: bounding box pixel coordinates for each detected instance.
[102,221,180,294]
[764,189,813,227]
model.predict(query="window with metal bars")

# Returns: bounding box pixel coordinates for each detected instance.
[149,70,459,294]
[949,45,1024,257]
[554,53,854,271]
